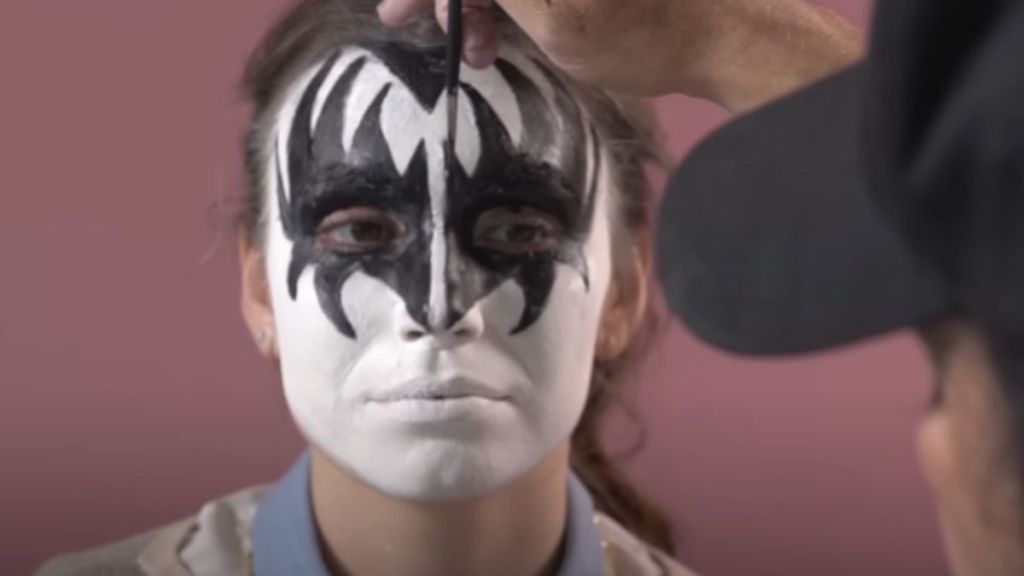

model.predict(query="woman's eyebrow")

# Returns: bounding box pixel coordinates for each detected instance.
[474,157,579,202]
[314,164,403,199]
[295,164,411,225]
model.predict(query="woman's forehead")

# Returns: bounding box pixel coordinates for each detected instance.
[271,41,598,196]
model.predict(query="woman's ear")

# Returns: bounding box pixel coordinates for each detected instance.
[596,243,649,362]
[239,232,278,359]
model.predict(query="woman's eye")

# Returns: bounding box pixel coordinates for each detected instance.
[473,207,562,255]
[316,209,404,253]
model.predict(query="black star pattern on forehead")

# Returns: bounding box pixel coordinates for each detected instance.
[275,43,602,338]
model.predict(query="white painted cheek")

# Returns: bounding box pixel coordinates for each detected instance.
[491,161,610,444]
[266,237,347,416]
[476,162,615,466]
[263,193,408,451]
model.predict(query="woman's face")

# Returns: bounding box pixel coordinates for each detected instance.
[257,42,615,501]
[918,318,1024,576]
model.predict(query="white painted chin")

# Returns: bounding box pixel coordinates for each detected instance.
[315,423,542,501]
[292,372,575,501]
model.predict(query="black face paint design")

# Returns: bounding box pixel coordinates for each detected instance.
[277,43,601,338]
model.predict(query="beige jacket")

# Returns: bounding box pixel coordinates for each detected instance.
[35,486,696,576]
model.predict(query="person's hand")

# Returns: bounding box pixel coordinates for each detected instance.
[377,0,861,110]
[376,0,713,96]
[378,0,500,69]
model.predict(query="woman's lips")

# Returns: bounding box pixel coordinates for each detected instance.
[367,376,510,404]
[365,377,512,425]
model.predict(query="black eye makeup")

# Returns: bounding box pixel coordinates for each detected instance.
[472,206,563,255]
[316,207,407,254]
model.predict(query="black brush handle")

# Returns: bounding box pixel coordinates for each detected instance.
[445,0,463,190]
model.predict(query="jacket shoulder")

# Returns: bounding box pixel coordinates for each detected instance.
[32,485,265,576]
[595,512,699,576]
[32,525,170,576]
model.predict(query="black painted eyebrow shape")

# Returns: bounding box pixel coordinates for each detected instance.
[305,156,579,231]
[275,43,602,339]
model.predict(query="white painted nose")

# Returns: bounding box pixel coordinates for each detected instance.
[399,303,485,345]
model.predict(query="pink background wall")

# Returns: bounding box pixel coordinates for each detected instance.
[0,1,949,574]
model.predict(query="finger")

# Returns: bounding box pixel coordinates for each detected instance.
[434,0,498,67]
[462,7,499,68]
[377,0,434,26]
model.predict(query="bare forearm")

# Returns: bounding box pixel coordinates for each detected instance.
[377,0,863,107]
[686,2,863,112]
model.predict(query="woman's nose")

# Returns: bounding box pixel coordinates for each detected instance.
[399,305,485,345]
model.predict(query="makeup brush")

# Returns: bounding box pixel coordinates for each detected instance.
[444,0,463,193]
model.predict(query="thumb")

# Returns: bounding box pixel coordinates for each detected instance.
[434,0,499,68]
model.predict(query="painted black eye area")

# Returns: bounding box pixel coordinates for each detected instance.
[473,207,563,255]
[316,208,406,254]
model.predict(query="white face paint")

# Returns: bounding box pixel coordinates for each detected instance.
[264,43,614,500]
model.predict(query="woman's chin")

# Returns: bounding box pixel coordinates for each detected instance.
[344,438,533,501]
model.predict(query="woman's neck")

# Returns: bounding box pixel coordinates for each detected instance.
[309,443,571,576]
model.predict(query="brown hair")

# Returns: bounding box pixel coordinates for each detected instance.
[239,0,674,553]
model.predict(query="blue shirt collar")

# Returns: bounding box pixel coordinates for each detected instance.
[562,472,608,576]
[251,453,606,576]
